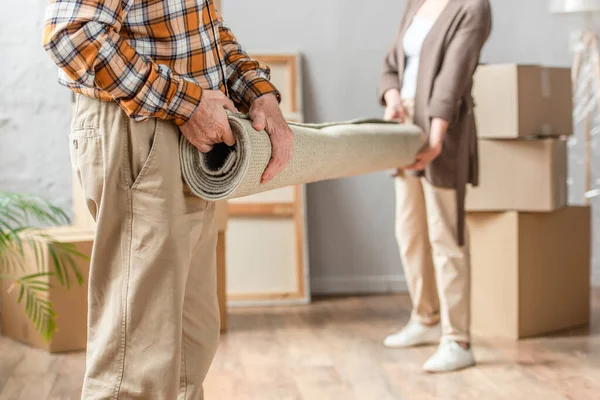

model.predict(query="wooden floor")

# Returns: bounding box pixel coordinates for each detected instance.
[2,292,600,400]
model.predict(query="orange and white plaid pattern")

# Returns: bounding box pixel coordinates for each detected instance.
[42,0,279,125]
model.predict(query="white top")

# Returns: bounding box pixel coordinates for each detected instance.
[401,16,436,99]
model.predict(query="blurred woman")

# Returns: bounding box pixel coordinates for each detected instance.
[379,0,491,372]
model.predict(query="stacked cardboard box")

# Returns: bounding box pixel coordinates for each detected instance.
[468,64,591,340]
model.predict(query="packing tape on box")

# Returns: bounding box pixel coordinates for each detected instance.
[540,68,554,136]
[541,68,552,99]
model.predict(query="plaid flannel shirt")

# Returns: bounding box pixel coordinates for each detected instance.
[42,0,279,125]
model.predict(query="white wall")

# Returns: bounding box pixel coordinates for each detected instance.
[0,0,597,292]
[0,0,72,212]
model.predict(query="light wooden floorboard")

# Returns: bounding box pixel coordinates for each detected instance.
[1,291,600,399]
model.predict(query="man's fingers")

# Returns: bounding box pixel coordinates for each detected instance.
[197,143,214,153]
[262,146,285,183]
[252,113,267,131]
[222,98,238,113]
[221,124,236,147]
[261,134,293,184]
[261,158,281,184]
[247,98,294,183]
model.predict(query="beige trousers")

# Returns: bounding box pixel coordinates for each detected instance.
[395,99,471,343]
[70,95,219,400]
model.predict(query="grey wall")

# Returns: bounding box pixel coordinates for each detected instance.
[221,0,599,293]
[0,0,597,293]
[222,0,411,293]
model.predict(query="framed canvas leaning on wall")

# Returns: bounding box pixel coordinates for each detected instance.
[226,53,310,306]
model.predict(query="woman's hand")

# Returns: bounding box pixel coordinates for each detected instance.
[404,117,449,171]
[404,142,443,171]
[383,89,405,122]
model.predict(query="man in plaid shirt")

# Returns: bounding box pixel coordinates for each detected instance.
[42,0,293,398]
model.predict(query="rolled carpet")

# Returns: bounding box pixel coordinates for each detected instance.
[180,113,425,201]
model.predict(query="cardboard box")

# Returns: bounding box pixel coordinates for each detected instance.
[468,207,591,339]
[474,64,543,138]
[473,64,572,138]
[1,226,94,353]
[543,67,574,136]
[466,138,567,212]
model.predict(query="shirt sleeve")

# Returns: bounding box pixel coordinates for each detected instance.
[378,9,411,106]
[378,44,402,106]
[428,4,492,123]
[42,0,202,126]
[214,9,280,110]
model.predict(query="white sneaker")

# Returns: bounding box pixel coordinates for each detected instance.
[383,320,441,348]
[423,340,475,373]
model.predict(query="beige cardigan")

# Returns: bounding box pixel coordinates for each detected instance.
[379,0,492,245]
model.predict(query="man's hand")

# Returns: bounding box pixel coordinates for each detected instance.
[249,94,294,184]
[383,89,405,122]
[180,90,238,153]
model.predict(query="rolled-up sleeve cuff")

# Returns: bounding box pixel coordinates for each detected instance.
[378,75,401,106]
[169,78,203,126]
[242,77,281,107]
[428,98,455,123]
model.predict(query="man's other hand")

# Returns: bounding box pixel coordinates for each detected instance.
[249,94,294,184]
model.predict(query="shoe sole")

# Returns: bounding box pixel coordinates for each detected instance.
[383,340,440,349]
[423,361,476,373]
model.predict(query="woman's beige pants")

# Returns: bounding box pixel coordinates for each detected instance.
[71,95,219,400]
[395,100,471,343]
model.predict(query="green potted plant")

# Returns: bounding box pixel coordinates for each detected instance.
[0,192,86,341]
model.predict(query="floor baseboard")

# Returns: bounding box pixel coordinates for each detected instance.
[592,272,600,288]
[310,275,408,295]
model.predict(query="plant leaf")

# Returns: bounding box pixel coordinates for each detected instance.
[0,191,86,341]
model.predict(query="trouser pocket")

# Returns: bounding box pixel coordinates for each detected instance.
[126,118,160,189]
[69,128,104,221]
